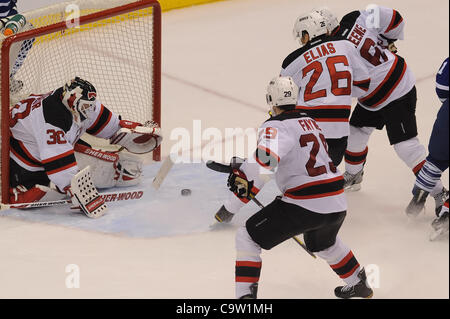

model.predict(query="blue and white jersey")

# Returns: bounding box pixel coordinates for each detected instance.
[436,57,449,102]
[0,0,17,18]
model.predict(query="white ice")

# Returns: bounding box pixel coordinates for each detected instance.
[0,0,448,298]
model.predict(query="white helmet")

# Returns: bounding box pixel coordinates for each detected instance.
[266,76,298,109]
[313,7,339,34]
[293,11,327,46]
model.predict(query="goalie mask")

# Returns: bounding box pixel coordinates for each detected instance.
[266,76,298,116]
[293,11,328,46]
[62,77,97,124]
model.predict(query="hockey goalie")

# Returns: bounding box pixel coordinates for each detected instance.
[9,77,162,218]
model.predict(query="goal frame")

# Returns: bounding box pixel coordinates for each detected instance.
[1,0,161,205]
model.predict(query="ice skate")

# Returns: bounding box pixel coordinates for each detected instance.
[343,170,364,192]
[334,268,373,299]
[405,186,429,217]
[432,188,449,216]
[430,212,449,241]
[239,283,258,299]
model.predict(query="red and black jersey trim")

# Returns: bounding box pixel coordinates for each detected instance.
[42,150,77,175]
[295,105,351,123]
[10,137,42,168]
[413,160,426,176]
[359,56,407,108]
[353,79,371,92]
[284,176,344,200]
[330,251,360,279]
[235,261,262,283]
[255,146,280,170]
[344,147,368,165]
[385,10,403,34]
[86,104,112,136]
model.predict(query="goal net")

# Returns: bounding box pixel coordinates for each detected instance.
[0,0,161,204]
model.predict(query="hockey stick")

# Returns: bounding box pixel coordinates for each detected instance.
[152,154,175,190]
[206,160,317,259]
[1,189,146,210]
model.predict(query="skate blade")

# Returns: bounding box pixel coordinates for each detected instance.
[344,184,361,192]
[209,222,236,231]
[429,228,449,241]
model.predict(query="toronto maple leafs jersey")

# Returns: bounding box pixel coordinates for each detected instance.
[224,110,347,215]
[336,6,416,111]
[281,36,370,139]
[9,88,120,191]
[0,0,17,18]
[436,57,449,102]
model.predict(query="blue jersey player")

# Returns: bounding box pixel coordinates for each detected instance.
[0,0,17,17]
[406,57,449,239]
[0,0,34,94]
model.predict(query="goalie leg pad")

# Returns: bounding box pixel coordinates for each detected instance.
[69,166,107,218]
[116,152,143,187]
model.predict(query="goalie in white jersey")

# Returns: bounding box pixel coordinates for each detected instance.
[9,77,162,217]
[214,76,373,299]
[280,10,371,167]
[316,6,447,211]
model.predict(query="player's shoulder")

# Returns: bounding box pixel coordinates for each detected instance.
[282,46,309,69]
[264,109,309,124]
[336,10,362,37]
[42,87,73,133]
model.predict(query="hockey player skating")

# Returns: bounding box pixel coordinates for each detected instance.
[406,58,449,239]
[280,11,371,167]
[316,6,448,213]
[214,76,373,299]
[9,77,162,217]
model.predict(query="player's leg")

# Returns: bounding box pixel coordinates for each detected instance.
[381,87,447,215]
[236,198,350,298]
[325,136,348,167]
[344,104,381,190]
[406,100,449,217]
[304,213,373,299]
[9,158,66,204]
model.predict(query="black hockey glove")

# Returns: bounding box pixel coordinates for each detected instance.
[227,168,255,200]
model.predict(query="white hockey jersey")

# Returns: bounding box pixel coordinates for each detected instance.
[281,36,370,139]
[9,88,121,191]
[336,6,416,111]
[224,110,347,215]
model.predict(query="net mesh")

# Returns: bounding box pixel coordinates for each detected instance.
[1,0,160,205]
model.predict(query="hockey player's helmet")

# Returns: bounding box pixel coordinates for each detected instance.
[293,11,328,46]
[313,7,339,34]
[62,77,97,123]
[266,76,298,110]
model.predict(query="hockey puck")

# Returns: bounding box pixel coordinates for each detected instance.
[181,189,191,196]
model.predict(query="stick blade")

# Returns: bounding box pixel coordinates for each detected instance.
[152,155,175,190]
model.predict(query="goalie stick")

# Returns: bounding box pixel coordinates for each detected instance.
[206,160,317,259]
[152,154,175,190]
[1,189,146,210]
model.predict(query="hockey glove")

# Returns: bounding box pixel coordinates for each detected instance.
[110,120,162,154]
[227,168,255,200]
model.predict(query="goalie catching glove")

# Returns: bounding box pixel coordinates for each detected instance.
[110,120,162,154]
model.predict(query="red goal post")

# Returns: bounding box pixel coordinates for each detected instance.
[0,0,161,205]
